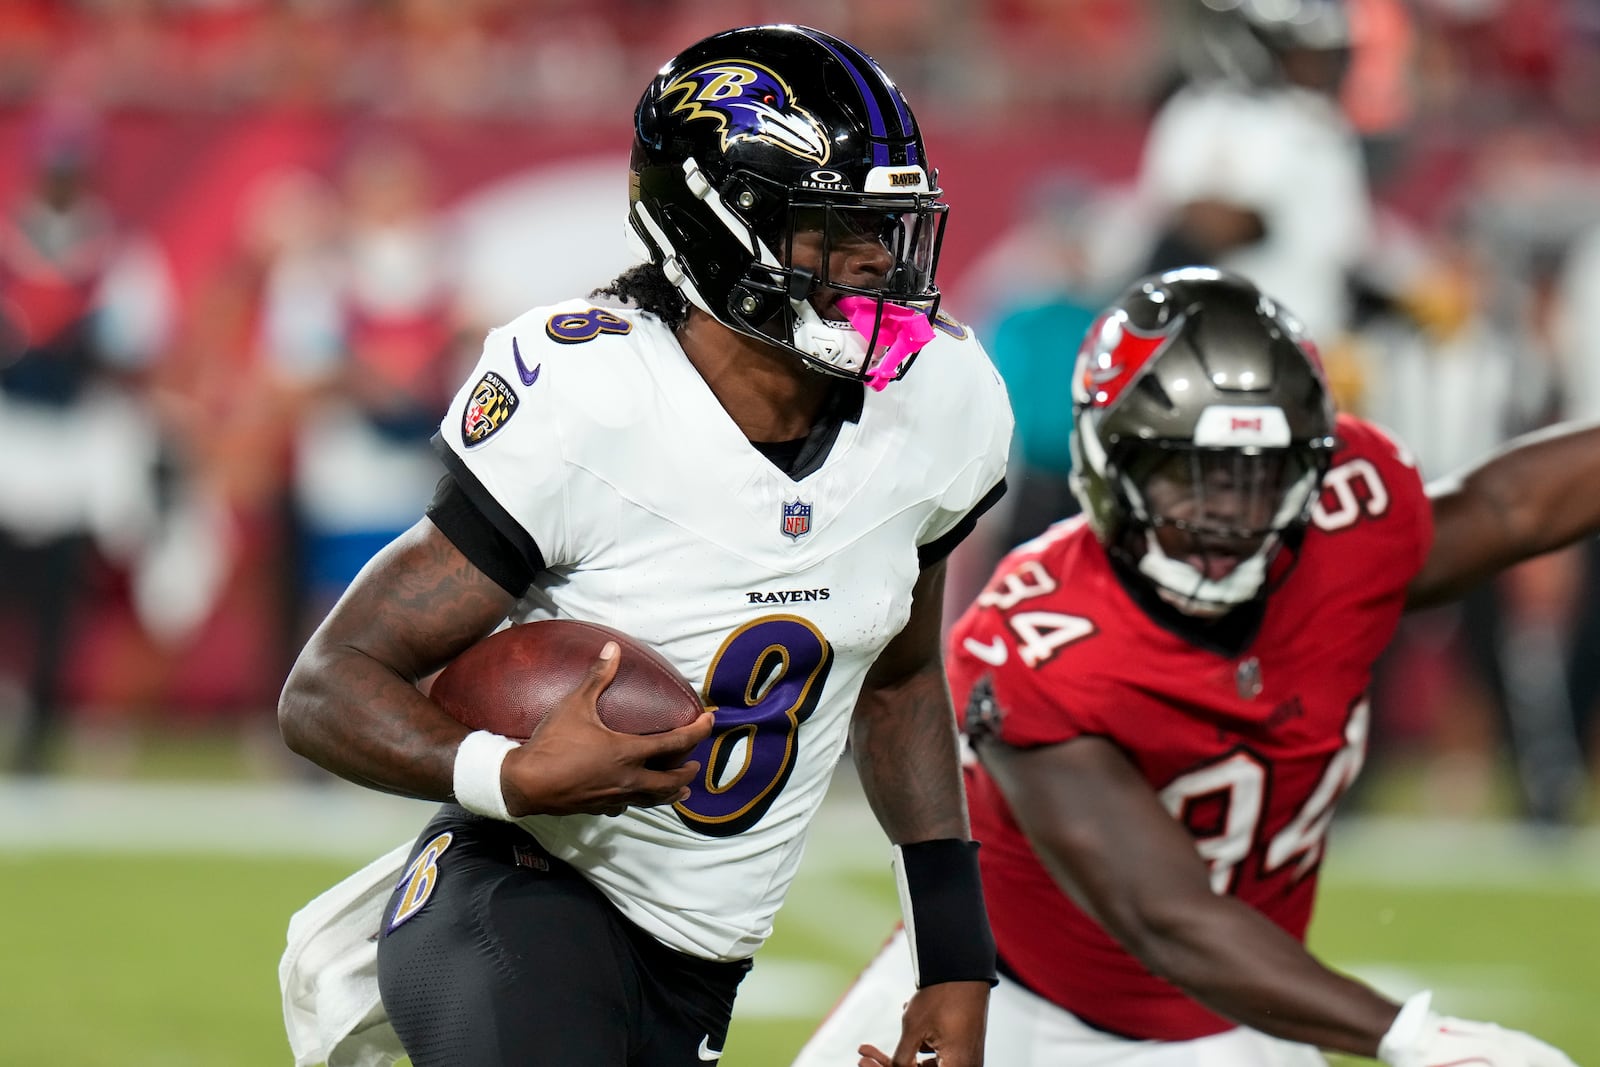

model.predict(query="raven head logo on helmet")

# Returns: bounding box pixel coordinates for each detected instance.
[628,25,947,387]
[1069,268,1338,618]
[660,61,830,165]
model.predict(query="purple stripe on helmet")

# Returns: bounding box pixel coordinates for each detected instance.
[888,93,919,167]
[836,38,922,168]
[800,29,895,166]
[851,47,920,168]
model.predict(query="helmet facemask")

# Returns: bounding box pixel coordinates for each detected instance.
[757,184,946,383]
[1111,441,1330,617]
[631,156,947,385]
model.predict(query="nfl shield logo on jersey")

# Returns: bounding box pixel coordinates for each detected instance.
[781,499,812,540]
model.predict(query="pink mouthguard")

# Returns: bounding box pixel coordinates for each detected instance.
[835,297,936,391]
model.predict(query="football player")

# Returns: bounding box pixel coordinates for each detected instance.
[276,23,1010,1067]
[1140,0,1369,346]
[793,268,1583,1067]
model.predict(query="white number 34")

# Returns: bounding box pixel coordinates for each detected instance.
[973,560,1096,667]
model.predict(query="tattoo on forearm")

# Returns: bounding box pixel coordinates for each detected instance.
[853,666,970,842]
[291,525,514,801]
[371,535,513,668]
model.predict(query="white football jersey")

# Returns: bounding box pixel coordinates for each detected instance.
[436,299,1012,961]
[1139,83,1371,342]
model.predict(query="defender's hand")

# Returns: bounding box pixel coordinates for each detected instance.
[857,981,989,1067]
[1379,991,1579,1067]
[501,643,713,817]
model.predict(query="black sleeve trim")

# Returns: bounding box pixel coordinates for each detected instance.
[917,477,1008,569]
[427,434,545,595]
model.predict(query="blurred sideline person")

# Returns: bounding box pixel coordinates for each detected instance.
[1551,217,1600,808]
[1141,0,1370,345]
[287,139,465,627]
[978,178,1104,546]
[276,25,1009,1067]
[793,269,1582,1067]
[0,111,160,772]
[1367,225,1586,825]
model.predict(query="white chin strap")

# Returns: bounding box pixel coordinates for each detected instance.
[1137,531,1274,618]
[791,300,870,374]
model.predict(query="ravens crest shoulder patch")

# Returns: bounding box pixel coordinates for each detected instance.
[461,370,519,447]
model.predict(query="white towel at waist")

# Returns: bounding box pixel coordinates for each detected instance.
[279,841,412,1067]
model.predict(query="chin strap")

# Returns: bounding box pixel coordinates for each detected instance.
[789,304,862,372]
[1136,528,1274,617]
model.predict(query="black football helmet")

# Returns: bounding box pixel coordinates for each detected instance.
[1069,267,1337,616]
[627,24,946,384]
[1188,0,1352,90]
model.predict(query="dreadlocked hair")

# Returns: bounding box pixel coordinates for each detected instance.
[590,262,689,331]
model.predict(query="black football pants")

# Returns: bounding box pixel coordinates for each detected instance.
[377,805,750,1066]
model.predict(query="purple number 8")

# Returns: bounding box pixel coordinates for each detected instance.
[674,615,833,837]
[544,308,633,344]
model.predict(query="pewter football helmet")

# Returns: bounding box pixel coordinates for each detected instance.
[1070,267,1337,616]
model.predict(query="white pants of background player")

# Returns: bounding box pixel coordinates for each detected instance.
[791,929,1326,1067]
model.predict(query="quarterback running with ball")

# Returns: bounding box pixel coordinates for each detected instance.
[278,24,1010,1067]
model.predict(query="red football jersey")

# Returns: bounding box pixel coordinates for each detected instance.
[952,415,1433,1041]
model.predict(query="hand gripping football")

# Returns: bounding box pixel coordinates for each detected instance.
[429,619,705,739]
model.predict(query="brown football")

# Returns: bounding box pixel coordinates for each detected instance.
[429,619,705,740]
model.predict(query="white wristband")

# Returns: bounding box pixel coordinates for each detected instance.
[452,730,520,821]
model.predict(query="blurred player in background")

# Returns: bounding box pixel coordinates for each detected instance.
[794,268,1582,1067]
[1142,0,1370,346]
[276,24,1009,1067]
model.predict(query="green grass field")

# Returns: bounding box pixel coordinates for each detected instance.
[3,779,1597,1066]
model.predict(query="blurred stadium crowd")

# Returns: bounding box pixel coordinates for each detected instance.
[1,0,1598,826]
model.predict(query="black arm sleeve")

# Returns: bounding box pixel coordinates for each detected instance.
[424,460,544,598]
[917,477,1007,569]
